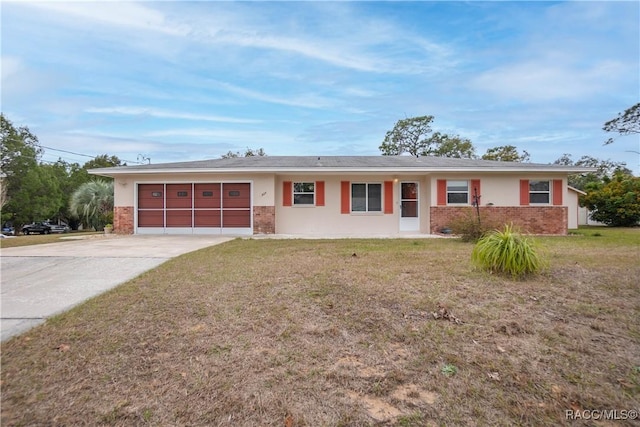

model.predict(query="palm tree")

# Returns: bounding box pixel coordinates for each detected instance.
[69,180,114,230]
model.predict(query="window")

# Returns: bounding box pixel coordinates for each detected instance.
[529,180,550,204]
[447,180,468,204]
[177,191,188,197]
[352,183,382,212]
[293,182,315,205]
[202,191,214,197]
[151,191,162,197]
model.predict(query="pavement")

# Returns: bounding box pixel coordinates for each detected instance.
[0,234,233,342]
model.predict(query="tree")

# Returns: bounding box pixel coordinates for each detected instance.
[379,115,478,158]
[83,154,125,169]
[582,172,640,226]
[481,145,530,162]
[221,148,267,158]
[603,102,640,145]
[379,116,436,157]
[553,153,632,191]
[431,133,477,159]
[69,180,114,230]
[8,164,65,226]
[1,114,42,210]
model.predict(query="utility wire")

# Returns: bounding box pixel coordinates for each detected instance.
[40,145,145,165]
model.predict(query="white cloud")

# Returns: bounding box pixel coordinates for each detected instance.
[210,81,336,109]
[22,1,189,36]
[470,59,628,101]
[1,56,22,80]
[85,107,262,124]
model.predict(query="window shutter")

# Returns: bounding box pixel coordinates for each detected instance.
[340,181,350,214]
[316,181,325,206]
[437,180,447,206]
[283,181,292,207]
[553,179,563,205]
[520,180,530,206]
[470,179,481,205]
[384,181,393,214]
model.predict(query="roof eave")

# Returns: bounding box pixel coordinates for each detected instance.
[89,166,597,176]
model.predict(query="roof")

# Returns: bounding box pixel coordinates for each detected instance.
[89,155,597,176]
[568,186,587,195]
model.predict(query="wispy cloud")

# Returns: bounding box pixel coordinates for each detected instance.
[22,1,189,36]
[209,81,336,110]
[470,59,627,101]
[85,107,262,124]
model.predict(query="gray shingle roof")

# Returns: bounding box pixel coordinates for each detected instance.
[89,155,596,175]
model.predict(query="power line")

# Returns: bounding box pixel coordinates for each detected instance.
[40,145,145,165]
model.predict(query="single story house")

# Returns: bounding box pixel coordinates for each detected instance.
[89,156,594,237]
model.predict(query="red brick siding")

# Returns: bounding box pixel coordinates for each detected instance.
[253,206,275,234]
[430,206,568,235]
[114,206,134,234]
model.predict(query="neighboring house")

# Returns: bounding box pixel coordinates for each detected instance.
[567,186,606,227]
[567,186,585,229]
[89,156,595,237]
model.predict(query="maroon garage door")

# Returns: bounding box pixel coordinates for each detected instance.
[137,183,251,234]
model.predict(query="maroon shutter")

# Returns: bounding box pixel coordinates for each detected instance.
[437,180,447,206]
[283,181,292,206]
[520,180,530,206]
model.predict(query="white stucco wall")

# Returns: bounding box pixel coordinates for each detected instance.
[112,171,573,235]
[274,175,430,236]
[429,174,567,207]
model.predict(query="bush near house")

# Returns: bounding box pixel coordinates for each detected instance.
[582,173,640,227]
[472,223,545,278]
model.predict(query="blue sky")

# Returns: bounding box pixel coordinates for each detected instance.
[2,1,639,171]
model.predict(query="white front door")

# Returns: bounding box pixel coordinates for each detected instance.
[399,182,420,232]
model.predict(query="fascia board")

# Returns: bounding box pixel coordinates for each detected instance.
[89,166,597,176]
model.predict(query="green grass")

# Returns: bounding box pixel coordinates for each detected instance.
[1,228,639,426]
[0,231,101,248]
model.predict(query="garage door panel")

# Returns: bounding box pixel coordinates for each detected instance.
[166,210,192,227]
[138,210,164,227]
[166,184,192,208]
[138,184,164,209]
[137,182,251,233]
[194,184,221,208]
[222,183,250,208]
[222,210,251,227]
[194,210,221,227]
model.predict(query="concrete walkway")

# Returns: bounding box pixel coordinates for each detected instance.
[0,235,232,341]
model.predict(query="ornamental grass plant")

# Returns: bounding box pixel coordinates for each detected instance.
[472,223,545,278]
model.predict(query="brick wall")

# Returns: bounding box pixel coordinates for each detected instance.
[253,206,275,234]
[114,206,134,234]
[430,206,568,235]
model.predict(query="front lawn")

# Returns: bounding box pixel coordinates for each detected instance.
[0,231,101,248]
[2,228,639,426]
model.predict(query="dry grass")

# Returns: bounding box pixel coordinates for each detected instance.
[2,228,639,426]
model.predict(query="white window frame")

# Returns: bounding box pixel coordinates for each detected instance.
[293,182,315,206]
[529,180,550,204]
[351,182,382,213]
[447,180,469,205]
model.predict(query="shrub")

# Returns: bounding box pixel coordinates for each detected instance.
[472,223,545,278]
[448,208,502,242]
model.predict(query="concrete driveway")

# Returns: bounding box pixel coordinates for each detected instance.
[0,234,233,341]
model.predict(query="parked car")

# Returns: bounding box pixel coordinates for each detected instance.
[2,224,15,236]
[46,223,70,234]
[21,222,52,235]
